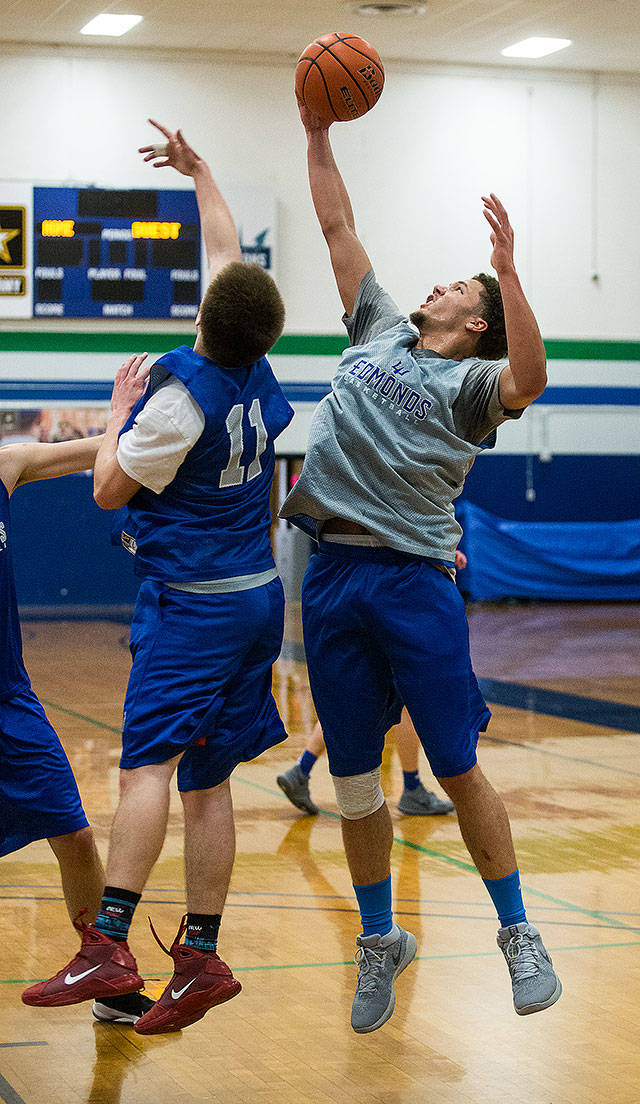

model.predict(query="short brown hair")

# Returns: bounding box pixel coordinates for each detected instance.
[199,261,285,368]
[473,272,507,360]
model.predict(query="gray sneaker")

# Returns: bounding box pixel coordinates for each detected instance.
[351,924,417,1034]
[397,783,454,816]
[497,922,562,1015]
[276,764,319,815]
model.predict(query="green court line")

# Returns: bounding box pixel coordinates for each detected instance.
[41,699,121,735]
[236,777,639,934]
[37,699,638,937]
[2,332,640,358]
[4,940,640,986]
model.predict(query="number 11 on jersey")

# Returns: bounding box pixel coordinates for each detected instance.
[219,399,268,488]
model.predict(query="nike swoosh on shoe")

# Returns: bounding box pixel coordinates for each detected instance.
[64,965,102,985]
[171,978,197,1000]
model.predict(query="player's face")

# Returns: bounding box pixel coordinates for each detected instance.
[417,278,484,325]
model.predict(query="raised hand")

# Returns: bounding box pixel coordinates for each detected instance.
[297,96,331,133]
[482,193,515,276]
[138,119,202,177]
[110,353,150,419]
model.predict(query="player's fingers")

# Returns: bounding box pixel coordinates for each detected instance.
[490,193,509,221]
[483,209,501,233]
[138,145,155,153]
[142,152,158,162]
[152,159,171,168]
[148,118,173,139]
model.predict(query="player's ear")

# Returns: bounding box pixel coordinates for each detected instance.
[466,316,488,334]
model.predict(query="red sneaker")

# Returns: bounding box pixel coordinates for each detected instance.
[22,912,144,1008]
[134,916,241,1035]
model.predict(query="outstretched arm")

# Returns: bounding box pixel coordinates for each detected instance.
[139,119,241,280]
[300,103,372,315]
[482,194,547,408]
[0,437,102,497]
[93,353,151,509]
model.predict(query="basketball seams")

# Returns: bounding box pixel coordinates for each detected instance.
[296,33,384,121]
[333,33,385,81]
[300,58,341,122]
[323,46,375,110]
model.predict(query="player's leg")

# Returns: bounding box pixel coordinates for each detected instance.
[388,564,561,1016]
[302,544,417,1033]
[394,709,454,816]
[277,718,325,814]
[47,827,104,923]
[134,579,286,1034]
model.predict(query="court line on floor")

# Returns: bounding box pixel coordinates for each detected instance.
[238,777,640,933]
[0,1043,47,1049]
[0,1073,27,1104]
[5,885,640,918]
[0,895,630,932]
[482,733,640,778]
[478,678,640,734]
[32,699,638,934]
[3,939,640,987]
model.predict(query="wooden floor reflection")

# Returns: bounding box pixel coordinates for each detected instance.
[1,602,639,1104]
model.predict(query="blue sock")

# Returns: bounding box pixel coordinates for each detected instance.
[94,886,141,942]
[402,770,420,792]
[298,750,317,777]
[353,876,393,938]
[483,869,527,928]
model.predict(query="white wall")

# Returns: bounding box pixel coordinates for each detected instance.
[1,44,640,339]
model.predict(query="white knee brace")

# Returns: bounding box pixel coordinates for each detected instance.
[332,767,385,820]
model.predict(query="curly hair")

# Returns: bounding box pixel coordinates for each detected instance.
[473,272,507,360]
[198,261,285,368]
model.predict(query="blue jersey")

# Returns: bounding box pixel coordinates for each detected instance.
[114,345,293,582]
[0,481,30,701]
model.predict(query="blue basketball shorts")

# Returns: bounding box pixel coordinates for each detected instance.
[301,542,491,780]
[120,577,287,790]
[0,685,88,857]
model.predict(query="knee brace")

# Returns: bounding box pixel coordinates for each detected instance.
[331,767,385,820]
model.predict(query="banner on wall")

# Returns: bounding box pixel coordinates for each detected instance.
[0,183,32,318]
[0,183,276,321]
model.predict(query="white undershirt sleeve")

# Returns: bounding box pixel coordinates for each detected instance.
[117,378,206,495]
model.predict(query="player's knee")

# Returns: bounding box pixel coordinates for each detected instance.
[331,767,385,820]
[48,825,96,863]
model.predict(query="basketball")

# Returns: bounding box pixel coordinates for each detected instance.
[295,32,385,124]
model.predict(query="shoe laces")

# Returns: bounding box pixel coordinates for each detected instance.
[148,914,187,957]
[354,944,387,994]
[504,932,542,981]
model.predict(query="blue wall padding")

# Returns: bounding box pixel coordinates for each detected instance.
[458,501,640,601]
[12,474,139,611]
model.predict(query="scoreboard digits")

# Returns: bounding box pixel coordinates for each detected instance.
[33,187,201,319]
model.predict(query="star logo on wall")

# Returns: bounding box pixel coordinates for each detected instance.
[0,226,20,264]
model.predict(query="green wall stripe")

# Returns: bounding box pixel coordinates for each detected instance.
[1,333,640,358]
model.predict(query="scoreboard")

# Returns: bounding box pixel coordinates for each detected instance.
[0,182,275,320]
[33,186,201,319]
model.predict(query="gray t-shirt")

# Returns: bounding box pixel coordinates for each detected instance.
[281,271,522,560]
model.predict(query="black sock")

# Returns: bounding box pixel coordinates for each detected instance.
[94,885,141,942]
[185,913,221,953]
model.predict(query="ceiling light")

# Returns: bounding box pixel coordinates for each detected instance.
[80,14,143,37]
[352,3,427,15]
[501,37,572,59]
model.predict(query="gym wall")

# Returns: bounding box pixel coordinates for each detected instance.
[2,45,639,608]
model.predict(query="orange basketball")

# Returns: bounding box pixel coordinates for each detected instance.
[295,32,385,124]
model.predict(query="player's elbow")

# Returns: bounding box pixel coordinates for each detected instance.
[93,480,127,510]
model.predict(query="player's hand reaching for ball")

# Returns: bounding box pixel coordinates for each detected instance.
[139,119,202,177]
[111,353,150,420]
[482,194,515,276]
[297,97,331,133]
